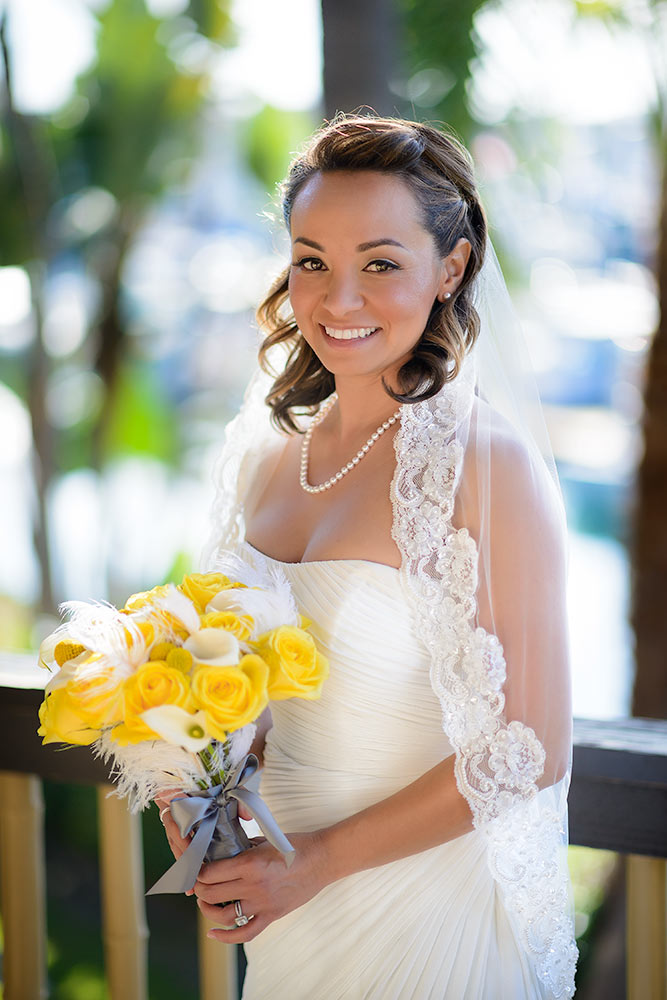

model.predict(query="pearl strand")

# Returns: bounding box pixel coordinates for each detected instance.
[300,392,402,495]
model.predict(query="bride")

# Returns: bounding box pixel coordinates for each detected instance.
[160,115,578,999]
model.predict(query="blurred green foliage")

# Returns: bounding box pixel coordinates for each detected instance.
[1,0,235,262]
[244,105,316,192]
[568,846,619,988]
[101,363,180,463]
[399,0,488,142]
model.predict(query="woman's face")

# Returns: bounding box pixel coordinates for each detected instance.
[287,170,452,389]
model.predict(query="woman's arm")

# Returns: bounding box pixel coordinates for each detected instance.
[248,706,272,768]
[194,753,473,942]
[319,753,472,877]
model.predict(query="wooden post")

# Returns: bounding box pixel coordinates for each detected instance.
[0,771,48,1000]
[97,787,149,1000]
[198,909,238,1000]
[627,854,667,1000]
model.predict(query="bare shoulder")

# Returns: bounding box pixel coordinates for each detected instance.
[458,397,564,535]
[467,397,552,486]
[469,397,532,467]
[242,431,294,522]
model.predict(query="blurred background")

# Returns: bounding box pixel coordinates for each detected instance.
[0,0,665,996]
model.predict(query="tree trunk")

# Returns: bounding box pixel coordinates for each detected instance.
[91,214,134,471]
[632,151,667,719]
[320,0,402,120]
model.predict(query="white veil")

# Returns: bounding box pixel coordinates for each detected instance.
[202,241,578,999]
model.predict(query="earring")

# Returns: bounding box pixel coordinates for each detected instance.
[440,291,451,301]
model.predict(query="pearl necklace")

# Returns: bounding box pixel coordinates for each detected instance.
[299,393,402,495]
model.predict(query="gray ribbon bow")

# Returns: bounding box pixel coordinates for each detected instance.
[147,753,295,896]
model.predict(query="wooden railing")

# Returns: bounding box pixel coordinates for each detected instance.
[1,653,666,1000]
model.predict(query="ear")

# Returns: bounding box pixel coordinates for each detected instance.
[437,238,472,302]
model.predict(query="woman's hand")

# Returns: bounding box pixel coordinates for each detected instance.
[194,831,329,942]
[154,793,192,866]
[154,791,255,858]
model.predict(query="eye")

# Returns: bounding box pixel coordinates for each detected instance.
[292,256,326,271]
[364,259,400,273]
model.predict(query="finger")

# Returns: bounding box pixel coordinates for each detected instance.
[237,803,253,822]
[196,856,247,884]
[199,899,238,927]
[159,808,188,841]
[205,919,263,944]
[198,900,263,942]
[194,876,244,905]
[154,789,182,811]
[163,817,190,850]
[160,813,192,861]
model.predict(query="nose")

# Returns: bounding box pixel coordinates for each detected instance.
[321,269,365,318]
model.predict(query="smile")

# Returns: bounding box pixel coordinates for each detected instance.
[323,326,378,340]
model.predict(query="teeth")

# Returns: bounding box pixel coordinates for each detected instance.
[324,327,377,340]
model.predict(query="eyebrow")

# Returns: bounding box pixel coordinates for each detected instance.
[293,236,407,252]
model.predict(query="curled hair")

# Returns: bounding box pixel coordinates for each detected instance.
[257,114,487,433]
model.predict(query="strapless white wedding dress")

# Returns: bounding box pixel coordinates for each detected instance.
[238,541,550,1000]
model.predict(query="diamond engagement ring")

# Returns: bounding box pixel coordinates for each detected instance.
[234,900,250,927]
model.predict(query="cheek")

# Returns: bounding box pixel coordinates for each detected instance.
[287,270,312,316]
[383,277,438,326]
[287,273,318,349]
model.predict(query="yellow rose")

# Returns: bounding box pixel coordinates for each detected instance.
[120,603,184,650]
[38,688,100,746]
[112,661,193,746]
[121,619,156,656]
[199,610,253,641]
[191,654,268,741]
[255,626,329,701]
[178,573,238,614]
[122,584,172,613]
[66,662,124,730]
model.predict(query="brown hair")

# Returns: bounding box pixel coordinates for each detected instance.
[257,114,487,432]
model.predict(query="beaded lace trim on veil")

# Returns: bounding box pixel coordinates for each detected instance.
[390,365,576,998]
[202,359,577,999]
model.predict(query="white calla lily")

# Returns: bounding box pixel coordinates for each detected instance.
[184,627,240,666]
[140,706,211,752]
[44,651,91,694]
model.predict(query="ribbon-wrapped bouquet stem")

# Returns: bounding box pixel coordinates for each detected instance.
[37,556,328,894]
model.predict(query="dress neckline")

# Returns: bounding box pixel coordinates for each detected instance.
[242,539,400,575]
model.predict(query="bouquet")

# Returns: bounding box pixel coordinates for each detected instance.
[37,556,328,893]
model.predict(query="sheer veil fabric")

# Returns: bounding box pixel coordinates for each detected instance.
[202,243,578,998]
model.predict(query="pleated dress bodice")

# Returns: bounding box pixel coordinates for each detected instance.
[240,540,453,829]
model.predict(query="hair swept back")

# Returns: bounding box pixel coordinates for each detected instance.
[256,114,487,433]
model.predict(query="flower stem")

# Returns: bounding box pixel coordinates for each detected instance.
[197,743,226,789]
